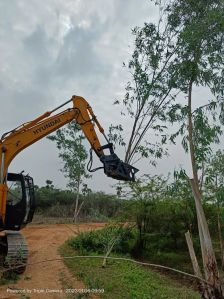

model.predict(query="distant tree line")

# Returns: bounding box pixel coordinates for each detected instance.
[34,180,123,221]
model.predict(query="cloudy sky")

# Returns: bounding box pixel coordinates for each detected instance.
[0,0,215,193]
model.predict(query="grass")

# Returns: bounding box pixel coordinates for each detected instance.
[0,271,19,285]
[59,242,200,299]
[58,271,79,299]
[142,250,195,273]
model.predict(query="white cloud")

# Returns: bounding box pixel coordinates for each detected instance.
[0,0,177,192]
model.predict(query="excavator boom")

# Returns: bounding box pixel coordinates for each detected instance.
[0,95,138,227]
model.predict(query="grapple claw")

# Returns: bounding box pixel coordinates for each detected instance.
[99,144,139,181]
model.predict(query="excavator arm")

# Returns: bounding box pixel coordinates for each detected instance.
[0,95,138,224]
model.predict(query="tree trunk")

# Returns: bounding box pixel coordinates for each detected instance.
[185,230,207,296]
[102,237,119,268]
[215,177,224,270]
[217,208,224,269]
[185,231,202,277]
[187,80,223,298]
[73,177,80,223]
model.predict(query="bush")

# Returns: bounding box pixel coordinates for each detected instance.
[45,203,73,218]
[84,208,108,222]
[68,224,135,255]
[35,187,123,221]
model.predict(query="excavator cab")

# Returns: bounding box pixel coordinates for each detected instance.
[4,173,35,230]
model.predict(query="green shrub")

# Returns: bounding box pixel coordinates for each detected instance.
[68,225,135,255]
[87,208,109,222]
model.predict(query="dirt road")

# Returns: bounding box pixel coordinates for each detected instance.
[0,223,105,299]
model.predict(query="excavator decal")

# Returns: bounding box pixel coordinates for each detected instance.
[33,118,61,135]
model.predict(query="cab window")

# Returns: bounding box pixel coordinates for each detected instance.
[7,180,23,205]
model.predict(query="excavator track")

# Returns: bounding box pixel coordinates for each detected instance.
[3,231,28,274]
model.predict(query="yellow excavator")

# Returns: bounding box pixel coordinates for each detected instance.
[0,95,138,273]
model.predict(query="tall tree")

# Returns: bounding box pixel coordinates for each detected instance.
[48,121,91,222]
[112,0,224,297]
[109,3,180,166]
[166,1,224,297]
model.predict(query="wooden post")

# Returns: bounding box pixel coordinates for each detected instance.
[185,231,202,278]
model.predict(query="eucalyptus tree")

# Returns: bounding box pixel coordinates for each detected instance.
[165,2,224,296]
[48,121,91,222]
[111,0,224,297]
[109,4,180,166]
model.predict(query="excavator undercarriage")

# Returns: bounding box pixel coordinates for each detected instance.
[0,231,28,274]
[0,173,35,274]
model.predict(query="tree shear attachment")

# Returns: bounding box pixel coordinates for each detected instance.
[99,143,139,182]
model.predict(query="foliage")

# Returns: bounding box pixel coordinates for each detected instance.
[68,224,134,255]
[203,150,224,267]
[34,174,220,246]
[110,0,224,169]
[118,175,176,253]
[47,121,90,192]
[163,0,224,171]
[34,182,123,221]
[34,183,74,209]
[0,272,19,285]
[109,5,178,164]
[116,173,219,258]
[204,150,224,203]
